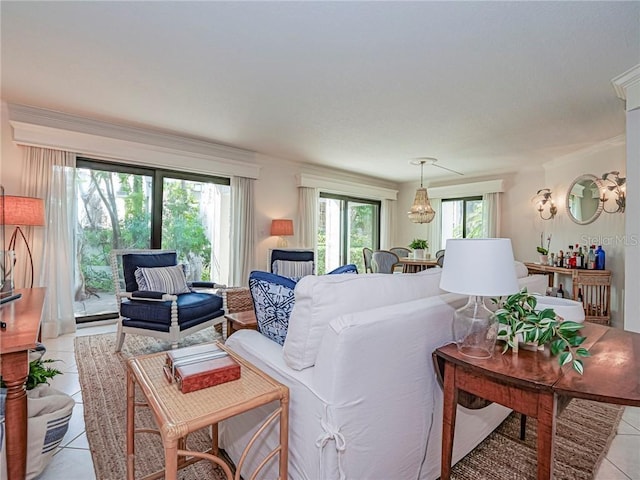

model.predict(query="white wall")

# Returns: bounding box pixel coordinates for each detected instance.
[395,137,626,327]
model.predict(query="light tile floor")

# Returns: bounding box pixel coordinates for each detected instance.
[36,323,640,480]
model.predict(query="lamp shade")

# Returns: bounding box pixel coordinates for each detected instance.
[439,238,519,296]
[270,219,294,236]
[1,195,45,226]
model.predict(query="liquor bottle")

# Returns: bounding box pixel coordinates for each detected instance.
[576,246,583,269]
[577,287,584,303]
[557,283,565,298]
[587,246,596,270]
[595,245,606,270]
[566,246,574,268]
[557,250,564,267]
[549,252,555,266]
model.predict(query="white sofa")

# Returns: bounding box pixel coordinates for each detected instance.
[220,265,547,480]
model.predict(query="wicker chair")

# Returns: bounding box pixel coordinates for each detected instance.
[218,287,254,339]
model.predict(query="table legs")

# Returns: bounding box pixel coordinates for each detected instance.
[2,350,29,480]
[441,362,458,480]
[440,360,558,480]
[536,392,557,480]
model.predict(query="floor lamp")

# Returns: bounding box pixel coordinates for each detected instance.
[2,195,45,289]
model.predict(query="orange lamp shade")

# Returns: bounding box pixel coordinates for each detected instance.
[270,219,294,237]
[1,196,46,226]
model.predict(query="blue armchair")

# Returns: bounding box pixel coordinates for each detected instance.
[110,249,225,352]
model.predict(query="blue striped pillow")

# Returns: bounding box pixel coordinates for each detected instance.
[134,265,190,295]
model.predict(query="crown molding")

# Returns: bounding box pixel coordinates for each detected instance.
[612,65,640,111]
[426,179,504,199]
[542,134,626,170]
[297,173,398,200]
[7,103,261,178]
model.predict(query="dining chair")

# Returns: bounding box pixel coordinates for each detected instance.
[362,247,374,273]
[390,247,411,258]
[371,250,400,274]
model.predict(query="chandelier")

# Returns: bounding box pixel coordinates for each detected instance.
[407,160,436,224]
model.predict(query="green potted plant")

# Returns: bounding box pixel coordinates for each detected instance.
[537,233,551,264]
[492,288,590,374]
[409,239,429,259]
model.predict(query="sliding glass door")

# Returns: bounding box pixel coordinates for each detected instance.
[318,194,380,274]
[74,159,230,322]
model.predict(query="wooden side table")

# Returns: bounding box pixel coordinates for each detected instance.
[225,310,258,337]
[126,342,289,480]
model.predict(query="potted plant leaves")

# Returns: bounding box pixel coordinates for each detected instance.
[492,288,590,374]
[409,239,429,259]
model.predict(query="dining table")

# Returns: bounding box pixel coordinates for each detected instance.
[397,257,439,273]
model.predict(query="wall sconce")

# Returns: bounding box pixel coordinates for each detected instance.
[532,189,557,220]
[271,219,294,247]
[600,171,626,214]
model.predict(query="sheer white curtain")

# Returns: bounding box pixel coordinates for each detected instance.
[482,192,502,238]
[296,187,318,249]
[426,198,442,254]
[380,199,395,249]
[230,176,255,287]
[22,146,77,338]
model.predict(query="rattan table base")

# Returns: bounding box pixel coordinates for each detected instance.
[126,342,289,480]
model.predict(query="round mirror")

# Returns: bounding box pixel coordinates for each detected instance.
[566,174,603,225]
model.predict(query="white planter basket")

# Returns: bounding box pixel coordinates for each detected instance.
[1,385,75,480]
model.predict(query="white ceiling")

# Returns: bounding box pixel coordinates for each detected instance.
[2,1,638,183]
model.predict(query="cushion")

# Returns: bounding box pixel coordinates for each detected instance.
[135,265,190,295]
[122,252,177,292]
[248,271,297,345]
[283,268,445,370]
[272,260,314,278]
[327,264,359,274]
[121,292,223,331]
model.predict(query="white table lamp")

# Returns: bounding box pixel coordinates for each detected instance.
[440,238,520,358]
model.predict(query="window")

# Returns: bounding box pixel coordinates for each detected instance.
[74,158,230,322]
[317,193,380,274]
[441,196,483,246]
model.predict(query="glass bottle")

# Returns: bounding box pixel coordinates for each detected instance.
[557,283,564,298]
[588,246,596,270]
[595,245,606,270]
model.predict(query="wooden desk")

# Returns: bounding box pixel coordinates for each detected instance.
[434,323,640,480]
[524,263,611,325]
[0,288,46,479]
[126,342,289,480]
[224,310,257,337]
[398,258,438,273]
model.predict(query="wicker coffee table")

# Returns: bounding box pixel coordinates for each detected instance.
[126,342,289,480]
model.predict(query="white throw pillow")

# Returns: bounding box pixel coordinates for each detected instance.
[134,265,190,295]
[283,269,445,370]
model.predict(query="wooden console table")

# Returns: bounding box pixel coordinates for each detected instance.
[0,288,46,479]
[524,263,611,325]
[434,322,640,480]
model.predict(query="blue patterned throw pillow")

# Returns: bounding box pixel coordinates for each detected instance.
[248,271,297,345]
[134,265,190,295]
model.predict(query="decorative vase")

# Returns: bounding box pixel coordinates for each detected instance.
[539,254,548,265]
[452,296,498,359]
[413,249,425,259]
